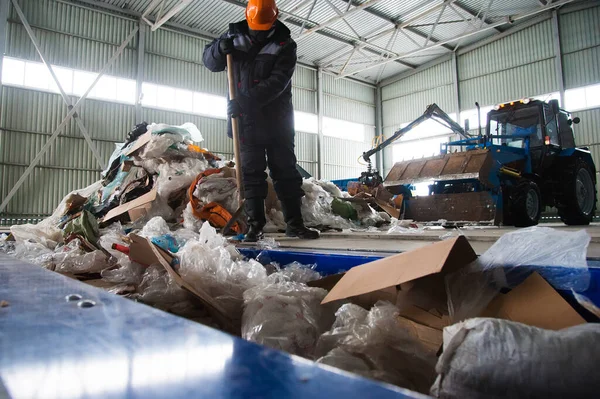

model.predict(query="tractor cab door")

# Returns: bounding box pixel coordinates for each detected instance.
[538,104,562,172]
[557,111,576,148]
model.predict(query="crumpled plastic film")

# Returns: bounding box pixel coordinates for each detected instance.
[10,240,55,269]
[140,133,182,159]
[155,158,209,199]
[148,122,203,143]
[193,172,239,214]
[266,262,321,284]
[0,234,14,254]
[301,179,355,229]
[53,241,111,274]
[183,202,204,232]
[430,318,600,399]
[98,223,145,285]
[315,302,437,393]
[137,264,193,312]
[139,217,171,238]
[10,224,64,250]
[178,223,267,318]
[242,281,329,358]
[446,227,591,322]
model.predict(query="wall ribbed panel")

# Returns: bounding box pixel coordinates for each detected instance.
[6,0,137,78]
[382,60,453,101]
[382,85,455,127]
[141,108,232,158]
[144,52,227,96]
[146,28,206,64]
[572,108,600,148]
[458,20,557,109]
[322,73,375,104]
[458,21,554,81]
[323,95,375,125]
[460,59,558,108]
[291,65,316,114]
[295,131,318,177]
[560,6,600,89]
[322,135,371,180]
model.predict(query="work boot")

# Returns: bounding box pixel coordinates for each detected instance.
[281,198,320,239]
[243,198,266,243]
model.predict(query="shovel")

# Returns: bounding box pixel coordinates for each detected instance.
[221,51,246,235]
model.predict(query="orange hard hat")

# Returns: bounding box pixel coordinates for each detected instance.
[246,0,278,31]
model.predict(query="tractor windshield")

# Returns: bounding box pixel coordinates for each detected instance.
[488,107,542,148]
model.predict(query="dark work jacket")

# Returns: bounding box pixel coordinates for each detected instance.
[203,20,296,145]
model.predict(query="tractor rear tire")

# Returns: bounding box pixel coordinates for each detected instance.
[510,180,542,227]
[557,157,596,225]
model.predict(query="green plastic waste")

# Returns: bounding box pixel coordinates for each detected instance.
[64,210,100,244]
[331,198,358,220]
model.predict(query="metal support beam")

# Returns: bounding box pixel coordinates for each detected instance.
[453,1,502,32]
[136,21,147,123]
[337,0,576,78]
[375,85,384,175]
[297,0,385,40]
[150,0,193,32]
[0,25,139,214]
[551,10,565,106]
[317,68,324,180]
[0,0,10,96]
[10,0,106,169]
[451,51,461,123]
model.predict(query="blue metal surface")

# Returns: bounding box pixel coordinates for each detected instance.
[0,254,425,399]
[241,248,600,323]
[329,178,358,192]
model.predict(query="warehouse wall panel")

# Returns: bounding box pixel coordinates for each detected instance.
[458,20,556,108]
[295,131,318,177]
[322,73,375,126]
[6,0,138,79]
[560,6,600,89]
[572,108,600,148]
[382,60,453,101]
[322,135,371,180]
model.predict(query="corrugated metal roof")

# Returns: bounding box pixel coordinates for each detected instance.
[84,0,570,83]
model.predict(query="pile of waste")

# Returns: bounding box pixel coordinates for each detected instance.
[2,121,600,398]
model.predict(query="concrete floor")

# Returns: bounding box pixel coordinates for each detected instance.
[261,223,600,258]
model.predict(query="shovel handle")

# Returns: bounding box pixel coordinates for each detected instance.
[226,53,244,206]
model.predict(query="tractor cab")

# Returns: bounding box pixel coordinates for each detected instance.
[485,99,580,175]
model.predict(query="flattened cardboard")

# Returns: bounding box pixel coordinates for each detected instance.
[321,236,477,304]
[128,203,152,222]
[398,316,443,352]
[374,199,401,219]
[481,272,586,330]
[399,305,451,330]
[125,131,151,156]
[129,233,173,266]
[102,189,157,223]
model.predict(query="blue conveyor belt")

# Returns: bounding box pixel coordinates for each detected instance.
[0,254,425,399]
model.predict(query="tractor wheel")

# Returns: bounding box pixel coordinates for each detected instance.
[510,180,542,227]
[557,157,596,225]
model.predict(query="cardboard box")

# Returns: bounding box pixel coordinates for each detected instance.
[321,236,477,312]
[125,131,151,156]
[481,272,586,330]
[102,188,157,223]
[128,233,174,266]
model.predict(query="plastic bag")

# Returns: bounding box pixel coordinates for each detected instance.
[97,223,145,285]
[431,318,600,399]
[0,234,15,254]
[155,158,208,199]
[315,302,437,393]
[446,227,591,322]
[139,216,171,238]
[242,281,329,358]
[193,172,239,214]
[148,122,203,143]
[11,240,55,268]
[10,224,64,249]
[266,262,321,284]
[183,202,204,232]
[301,179,355,229]
[178,223,267,318]
[387,219,424,235]
[257,237,279,249]
[54,242,111,274]
[63,210,100,244]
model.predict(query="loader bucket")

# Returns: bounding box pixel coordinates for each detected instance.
[384,149,500,224]
[384,149,494,188]
[403,191,499,224]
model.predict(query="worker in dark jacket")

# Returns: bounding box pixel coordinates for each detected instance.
[203,0,319,242]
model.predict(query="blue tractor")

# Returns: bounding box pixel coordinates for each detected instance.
[362,100,596,226]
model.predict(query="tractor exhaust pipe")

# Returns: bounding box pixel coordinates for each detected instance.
[475,102,482,138]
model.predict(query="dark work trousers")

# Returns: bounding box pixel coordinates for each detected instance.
[240,131,304,201]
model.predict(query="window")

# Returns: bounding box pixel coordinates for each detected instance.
[323,117,365,142]
[544,106,559,146]
[460,107,492,131]
[294,111,318,133]
[566,84,600,111]
[1,57,136,104]
[392,136,448,163]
